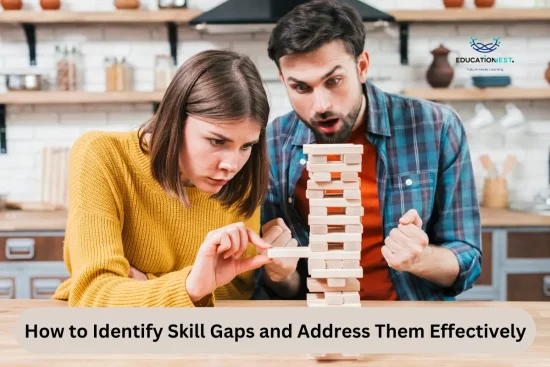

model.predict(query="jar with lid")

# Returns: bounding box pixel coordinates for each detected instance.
[105,57,129,92]
[158,0,187,8]
[56,44,79,91]
[154,55,175,91]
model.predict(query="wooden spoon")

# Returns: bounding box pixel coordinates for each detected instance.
[501,155,517,178]
[480,154,497,177]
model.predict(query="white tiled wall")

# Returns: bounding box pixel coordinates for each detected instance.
[0,0,549,204]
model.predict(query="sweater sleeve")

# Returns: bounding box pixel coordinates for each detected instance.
[63,132,213,307]
[213,207,261,300]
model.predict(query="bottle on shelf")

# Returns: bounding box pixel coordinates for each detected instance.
[154,55,176,91]
[158,0,187,8]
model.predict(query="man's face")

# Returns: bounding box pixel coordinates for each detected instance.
[278,40,369,143]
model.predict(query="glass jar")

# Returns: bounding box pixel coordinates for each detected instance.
[105,57,117,92]
[154,55,175,91]
[158,0,186,8]
[56,44,79,91]
[105,57,129,92]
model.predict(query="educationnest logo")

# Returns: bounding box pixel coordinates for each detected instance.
[456,36,515,65]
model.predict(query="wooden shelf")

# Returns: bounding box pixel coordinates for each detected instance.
[0,91,165,105]
[0,9,202,24]
[402,87,550,101]
[390,8,550,22]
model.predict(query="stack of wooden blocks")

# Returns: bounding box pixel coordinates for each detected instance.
[267,143,364,361]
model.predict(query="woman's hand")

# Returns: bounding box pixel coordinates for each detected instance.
[185,222,272,303]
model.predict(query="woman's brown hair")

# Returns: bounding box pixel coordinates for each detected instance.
[139,49,270,219]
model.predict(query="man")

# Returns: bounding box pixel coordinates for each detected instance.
[255,0,482,301]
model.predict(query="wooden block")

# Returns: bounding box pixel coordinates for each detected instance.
[307,162,361,173]
[310,207,328,216]
[308,155,327,164]
[343,291,361,305]
[308,302,361,308]
[309,224,328,235]
[311,268,363,278]
[309,172,331,182]
[306,293,323,301]
[308,259,326,275]
[303,144,363,155]
[305,189,324,199]
[325,260,343,269]
[309,198,361,207]
[325,291,344,305]
[308,278,360,292]
[310,233,361,243]
[345,224,363,234]
[343,259,360,268]
[307,179,360,190]
[309,214,361,225]
[341,172,359,182]
[343,154,362,164]
[346,206,365,216]
[309,249,360,260]
[310,241,328,252]
[267,247,311,258]
[343,189,361,199]
[344,242,361,251]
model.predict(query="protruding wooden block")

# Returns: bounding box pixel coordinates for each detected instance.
[308,259,326,275]
[343,259,360,268]
[345,224,363,233]
[310,207,327,216]
[305,189,324,199]
[308,278,361,292]
[325,291,344,305]
[344,242,362,251]
[341,172,359,182]
[343,291,361,305]
[307,179,360,190]
[308,155,327,164]
[311,268,363,278]
[307,162,361,173]
[310,233,361,243]
[325,260,343,269]
[310,241,328,252]
[309,172,331,182]
[309,249,361,260]
[303,144,363,155]
[309,198,361,207]
[267,247,310,258]
[309,224,328,235]
[346,206,364,216]
[343,189,361,200]
[343,154,362,164]
[309,214,361,225]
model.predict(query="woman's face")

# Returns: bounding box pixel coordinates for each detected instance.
[179,114,261,195]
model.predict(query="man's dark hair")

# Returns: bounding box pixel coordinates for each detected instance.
[267,0,366,67]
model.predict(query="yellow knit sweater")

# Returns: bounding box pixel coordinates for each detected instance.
[52,130,261,307]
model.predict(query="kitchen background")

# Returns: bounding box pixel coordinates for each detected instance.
[0,0,549,301]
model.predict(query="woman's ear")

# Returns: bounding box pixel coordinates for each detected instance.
[357,51,370,84]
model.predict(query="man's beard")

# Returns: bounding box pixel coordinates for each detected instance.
[297,95,364,144]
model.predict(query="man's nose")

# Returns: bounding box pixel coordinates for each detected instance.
[313,89,332,114]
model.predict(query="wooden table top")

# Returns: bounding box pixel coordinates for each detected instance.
[1,300,549,366]
[1,207,550,232]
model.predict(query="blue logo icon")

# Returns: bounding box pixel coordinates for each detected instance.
[470,37,501,53]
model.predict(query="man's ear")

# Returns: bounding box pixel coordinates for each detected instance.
[357,51,370,83]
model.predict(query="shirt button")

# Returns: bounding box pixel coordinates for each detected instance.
[288,197,293,204]
[405,178,413,186]
[299,158,306,165]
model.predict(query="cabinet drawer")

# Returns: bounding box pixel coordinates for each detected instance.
[507,274,550,301]
[30,277,67,299]
[508,233,550,259]
[0,237,64,262]
[0,277,16,299]
[477,233,492,286]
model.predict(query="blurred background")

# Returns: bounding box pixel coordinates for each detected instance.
[0,0,549,301]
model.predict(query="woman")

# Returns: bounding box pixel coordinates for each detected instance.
[52,49,273,307]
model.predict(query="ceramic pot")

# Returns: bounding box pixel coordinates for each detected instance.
[1,0,23,10]
[545,62,550,85]
[114,0,139,9]
[40,0,61,10]
[443,0,464,7]
[474,0,495,7]
[426,44,454,88]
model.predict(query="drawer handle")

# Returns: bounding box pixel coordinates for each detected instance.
[6,238,35,260]
[0,279,14,299]
[32,279,61,299]
[544,276,550,297]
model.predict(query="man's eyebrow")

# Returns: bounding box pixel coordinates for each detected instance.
[287,65,343,84]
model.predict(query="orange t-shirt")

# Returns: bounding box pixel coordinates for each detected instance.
[294,126,398,300]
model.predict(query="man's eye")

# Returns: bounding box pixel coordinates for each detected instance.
[210,139,224,146]
[294,84,309,93]
[327,77,341,86]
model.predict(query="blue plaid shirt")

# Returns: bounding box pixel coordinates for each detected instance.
[253,81,482,301]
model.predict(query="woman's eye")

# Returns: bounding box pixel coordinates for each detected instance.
[241,144,253,151]
[210,139,225,146]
